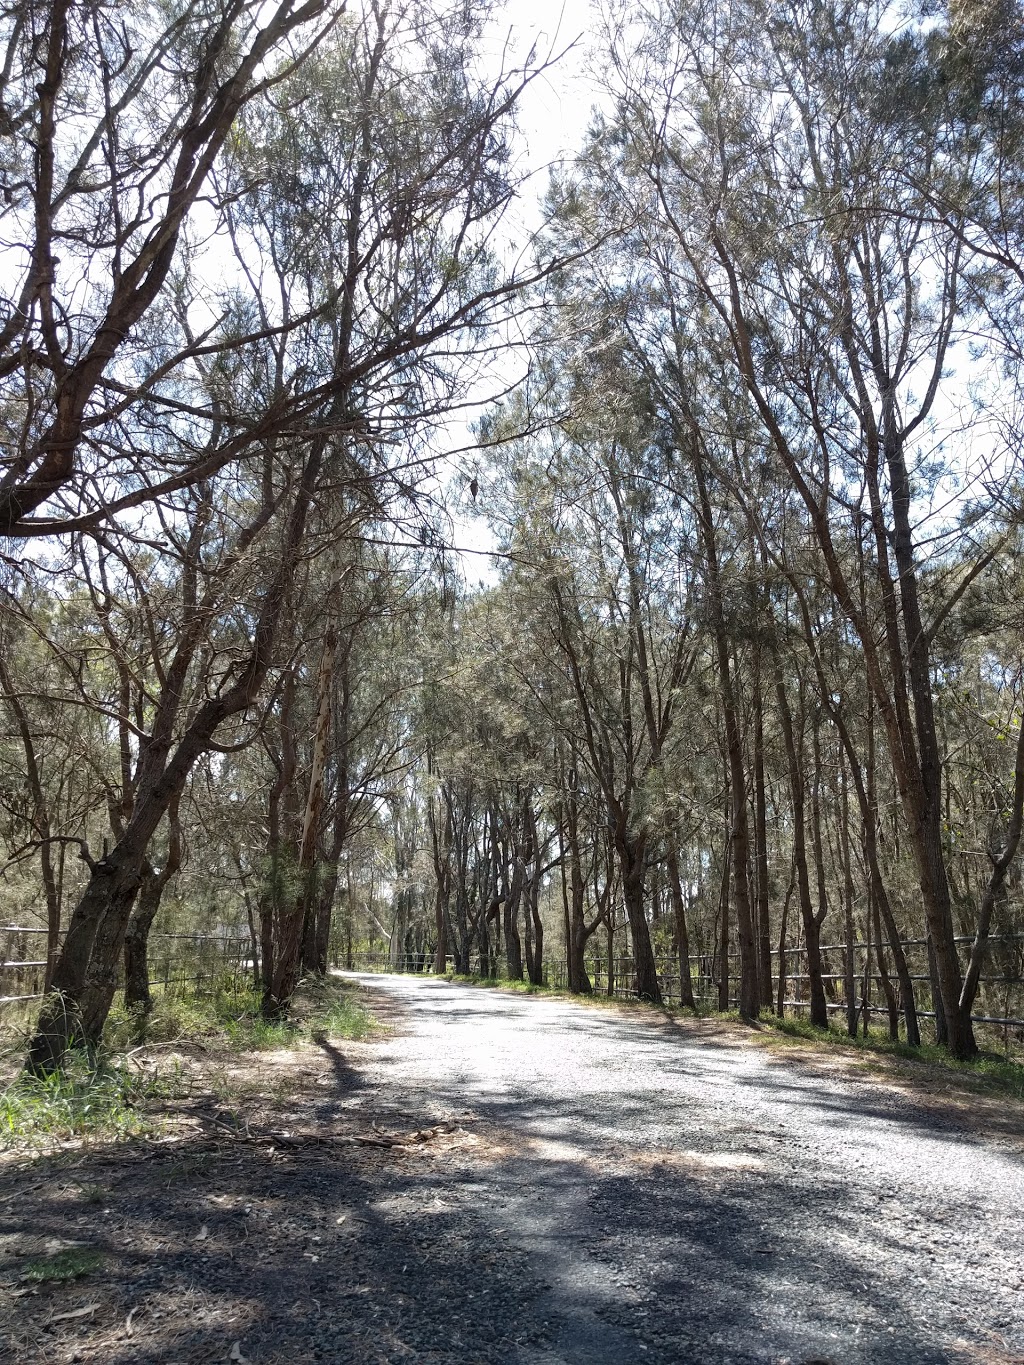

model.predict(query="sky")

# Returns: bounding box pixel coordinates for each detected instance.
[437,1,607,584]
[485,0,600,180]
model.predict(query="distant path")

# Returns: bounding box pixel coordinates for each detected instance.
[345,972,1024,1365]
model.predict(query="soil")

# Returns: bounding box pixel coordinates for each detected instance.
[1,973,1023,1365]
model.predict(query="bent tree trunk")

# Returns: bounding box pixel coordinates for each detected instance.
[30,847,149,1066]
[123,867,163,1013]
[124,793,184,1012]
[26,446,324,1074]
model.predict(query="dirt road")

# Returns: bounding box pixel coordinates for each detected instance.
[344,974,1024,1365]
[2,973,1022,1364]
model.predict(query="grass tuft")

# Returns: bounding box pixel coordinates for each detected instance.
[0,1055,159,1146]
[0,976,376,1149]
[21,1248,103,1282]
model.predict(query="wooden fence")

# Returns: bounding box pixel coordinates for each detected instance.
[6,922,1020,1056]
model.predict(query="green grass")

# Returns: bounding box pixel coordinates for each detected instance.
[0,977,376,1149]
[20,1248,103,1282]
[311,989,374,1040]
[0,1054,159,1146]
[743,1012,1024,1099]
[103,978,375,1051]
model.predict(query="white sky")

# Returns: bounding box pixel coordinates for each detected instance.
[441,1,607,584]
[486,1,601,181]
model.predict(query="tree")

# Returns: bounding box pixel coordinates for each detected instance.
[599,0,1024,1056]
[20,1,564,1071]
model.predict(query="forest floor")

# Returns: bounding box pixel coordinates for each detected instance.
[1,973,1023,1365]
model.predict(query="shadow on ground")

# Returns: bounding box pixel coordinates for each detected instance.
[1,977,1020,1365]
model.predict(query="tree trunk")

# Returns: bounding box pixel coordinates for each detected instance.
[773,659,828,1029]
[692,439,758,1020]
[265,603,336,1016]
[840,757,858,1039]
[666,845,696,1008]
[872,889,899,1041]
[718,814,731,1012]
[123,792,183,1011]
[615,823,660,1003]
[26,443,325,1073]
[752,692,773,1010]
[0,652,62,989]
[776,857,795,1018]
[503,861,525,981]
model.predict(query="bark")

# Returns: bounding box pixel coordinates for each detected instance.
[692,439,758,1019]
[776,858,796,1018]
[752,688,773,1010]
[666,846,696,1008]
[504,874,525,980]
[265,602,337,1015]
[123,792,183,1012]
[718,814,731,1012]
[614,821,660,1002]
[772,652,828,1028]
[840,758,858,1039]
[872,889,900,1042]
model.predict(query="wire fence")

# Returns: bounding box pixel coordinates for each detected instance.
[0,924,253,1009]
[6,922,1022,1057]
[348,935,1024,1058]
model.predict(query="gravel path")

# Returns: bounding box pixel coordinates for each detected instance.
[1,973,1022,1365]
[344,974,1024,1365]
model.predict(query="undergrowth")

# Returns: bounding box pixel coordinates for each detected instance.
[0,977,374,1148]
[102,977,374,1051]
[752,1013,1024,1099]
[0,1054,162,1146]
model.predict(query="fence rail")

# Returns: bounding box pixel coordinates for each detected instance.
[0,925,253,1011]
[4,924,1022,1058]
[345,940,1024,1057]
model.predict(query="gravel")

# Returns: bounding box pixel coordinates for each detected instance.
[1,973,1022,1364]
